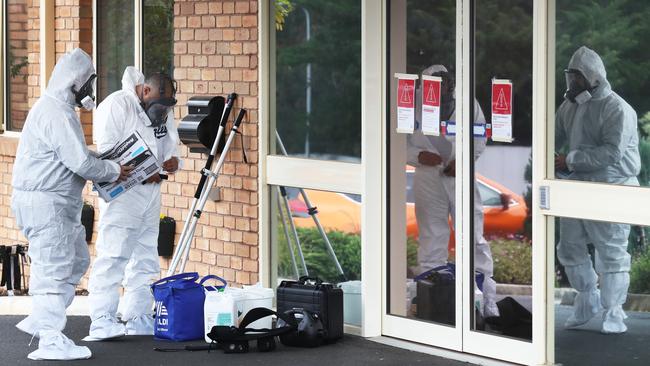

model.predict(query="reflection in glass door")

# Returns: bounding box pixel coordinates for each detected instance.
[387,0,459,327]
[384,0,541,363]
[469,0,533,341]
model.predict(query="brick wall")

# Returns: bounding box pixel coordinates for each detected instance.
[6,0,33,131]
[1,0,261,291]
[54,0,94,142]
[166,0,260,286]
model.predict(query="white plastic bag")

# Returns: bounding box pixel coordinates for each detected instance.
[203,290,237,343]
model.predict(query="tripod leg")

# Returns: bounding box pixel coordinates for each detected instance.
[298,188,346,279]
[276,188,300,278]
[279,187,308,275]
[178,109,247,274]
[168,198,199,275]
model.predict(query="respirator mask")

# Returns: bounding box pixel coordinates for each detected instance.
[72,74,97,110]
[141,74,177,127]
[564,69,595,105]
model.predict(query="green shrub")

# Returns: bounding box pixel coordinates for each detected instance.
[277,227,361,283]
[491,239,532,285]
[630,246,650,294]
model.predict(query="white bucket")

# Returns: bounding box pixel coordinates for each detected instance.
[338,280,362,326]
[226,283,274,329]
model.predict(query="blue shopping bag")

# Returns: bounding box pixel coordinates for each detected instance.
[152,272,221,341]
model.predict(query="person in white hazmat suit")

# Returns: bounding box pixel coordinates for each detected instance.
[555,46,640,334]
[11,48,132,360]
[407,65,499,317]
[85,67,181,341]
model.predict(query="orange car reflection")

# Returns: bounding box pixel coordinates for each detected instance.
[287,169,527,246]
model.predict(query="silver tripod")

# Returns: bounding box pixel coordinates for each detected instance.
[168,96,246,275]
[275,131,346,280]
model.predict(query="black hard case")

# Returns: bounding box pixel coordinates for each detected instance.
[276,277,344,342]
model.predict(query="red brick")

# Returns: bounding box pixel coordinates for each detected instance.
[201,15,215,28]
[209,2,223,14]
[235,2,250,14]
[188,16,201,28]
[223,2,235,14]
[216,15,229,28]
[194,2,208,15]
[242,15,256,27]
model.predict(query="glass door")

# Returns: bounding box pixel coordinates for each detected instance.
[383,0,463,350]
[461,0,540,363]
[544,1,650,365]
[384,1,546,364]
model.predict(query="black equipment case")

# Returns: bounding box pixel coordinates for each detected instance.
[276,276,344,342]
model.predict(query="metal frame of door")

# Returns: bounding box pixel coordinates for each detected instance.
[381,1,549,364]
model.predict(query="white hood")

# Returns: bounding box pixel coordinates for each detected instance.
[121,66,145,94]
[45,48,95,106]
[567,46,612,100]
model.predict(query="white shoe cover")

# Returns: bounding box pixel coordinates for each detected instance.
[125,315,154,336]
[601,305,628,334]
[565,289,602,328]
[16,315,39,338]
[28,330,91,360]
[484,300,500,318]
[83,316,126,341]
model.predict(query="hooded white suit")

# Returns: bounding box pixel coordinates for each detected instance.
[87,67,181,339]
[556,46,640,334]
[407,65,498,317]
[12,48,120,360]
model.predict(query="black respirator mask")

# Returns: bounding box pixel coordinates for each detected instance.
[71,74,97,110]
[141,74,177,127]
[564,69,595,104]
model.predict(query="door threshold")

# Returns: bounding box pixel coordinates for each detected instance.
[368,336,522,366]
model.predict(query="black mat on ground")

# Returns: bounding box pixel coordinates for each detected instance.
[0,316,469,366]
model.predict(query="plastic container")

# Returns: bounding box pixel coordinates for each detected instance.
[203,290,237,343]
[226,283,274,329]
[338,280,362,326]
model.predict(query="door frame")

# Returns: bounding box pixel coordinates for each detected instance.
[379,1,550,364]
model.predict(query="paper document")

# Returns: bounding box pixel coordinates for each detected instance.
[94,131,160,202]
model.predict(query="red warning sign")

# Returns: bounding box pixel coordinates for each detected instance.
[491,79,513,143]
[492,82,512,115]
[397,79,415,108]
[422,78,441,107]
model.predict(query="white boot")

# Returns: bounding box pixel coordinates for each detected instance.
[125,314,155,336]
[565,288,602,328]
[83,315,126,341]
[563,263,602,328]
[28,330,91,361]
[600,272,629,334]
[482,277,500,318]
[602,305,628,334]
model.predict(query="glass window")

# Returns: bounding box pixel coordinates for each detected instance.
[553,217,650,365]
[270,185,362,325]
[270,0,362,162]
[142,0,174,77]
[96,0,134,102]
[4,0,32,132]
[553,2,650,189]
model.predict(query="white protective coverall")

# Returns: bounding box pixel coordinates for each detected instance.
[556,46,640,334]
[87,67,181,339]
[407,65,498,317]
[11,48,120,360]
